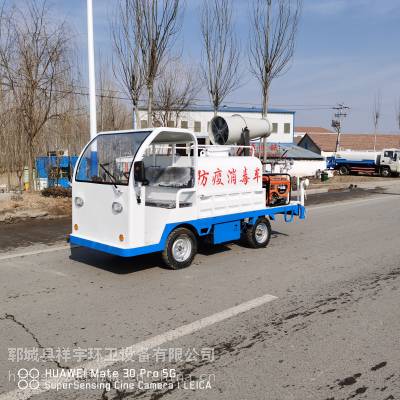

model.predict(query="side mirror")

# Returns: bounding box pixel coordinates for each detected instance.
[133,161,147,184]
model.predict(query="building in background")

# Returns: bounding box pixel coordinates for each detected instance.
[298,133,400,158]
[138,106,295,144]
[294,126,333,143]
[36,155,78,189]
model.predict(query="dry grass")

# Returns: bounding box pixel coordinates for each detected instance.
[0,192,71,218]
[309,174,399,189]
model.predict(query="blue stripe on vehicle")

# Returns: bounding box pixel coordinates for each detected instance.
[69,204,306,258]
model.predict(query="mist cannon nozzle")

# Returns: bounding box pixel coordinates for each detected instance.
[208,114,272,145]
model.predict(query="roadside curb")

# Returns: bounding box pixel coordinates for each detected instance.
[0,213,70,225]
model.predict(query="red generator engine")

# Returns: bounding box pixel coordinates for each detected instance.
[262,174,291,206]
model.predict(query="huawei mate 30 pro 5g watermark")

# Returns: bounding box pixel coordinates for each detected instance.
[9,368,216,392]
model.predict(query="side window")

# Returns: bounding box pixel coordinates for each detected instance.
[384,151,393,158]
[194,121,201,132]
[142,143,194,188]
[272,123,278,133]
[284,123,291,134]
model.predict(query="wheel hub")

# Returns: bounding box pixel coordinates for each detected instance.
[172,236,192,262]
[255,223,269,244]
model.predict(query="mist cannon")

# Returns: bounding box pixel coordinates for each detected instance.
[208,114,272,145]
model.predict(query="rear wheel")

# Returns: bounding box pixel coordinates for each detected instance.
[242,217,271,248]
[381,167,391,177]
[162,227,197,269]
[338,165,350,175]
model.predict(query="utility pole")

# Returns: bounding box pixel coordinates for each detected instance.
[372,93,381,151]
[87,0,97,141]
[87,0,97,176]
[331,103,350,155]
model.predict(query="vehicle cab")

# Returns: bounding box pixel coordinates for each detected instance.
[380,148,400,175]
[71,127,197,250]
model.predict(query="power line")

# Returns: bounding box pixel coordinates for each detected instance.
[0,82,339,112]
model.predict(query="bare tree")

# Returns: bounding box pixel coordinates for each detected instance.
[200,0,240,116]
[153,62,199,127]
[372,93,381,151]
[0,3,17,188]
[0,1,73,190]
[134,0,183,127]
[249,0,301,164]
[98,57,130,132]
[396,98,400,132]
[0,95,25,189]
[112,0,144,129]
[249,0,301,117]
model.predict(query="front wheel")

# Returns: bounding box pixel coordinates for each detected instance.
[162,227,197,269]
[381,167,391,177]
[338,165,350,175]
[242,217,271,248]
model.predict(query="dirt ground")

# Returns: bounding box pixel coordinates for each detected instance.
[0,192,71,223]
[309,174,399,189]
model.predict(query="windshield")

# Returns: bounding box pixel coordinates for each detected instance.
[75,131,150,185]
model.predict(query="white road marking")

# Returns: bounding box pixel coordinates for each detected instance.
[0,293,277,400]
[0,245,72,262]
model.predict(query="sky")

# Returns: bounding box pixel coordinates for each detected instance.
[54,0,400,133]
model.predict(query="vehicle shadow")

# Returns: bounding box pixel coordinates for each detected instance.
[368,191,400,196]
[69,246,164,274]
[271,230,289,238]
[197,242,231,255]
[69,228,289,274]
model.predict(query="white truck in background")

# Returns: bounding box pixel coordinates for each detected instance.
[328,149,400,177]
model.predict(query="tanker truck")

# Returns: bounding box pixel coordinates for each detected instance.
[327,149,400,177]
[69,115,307,269]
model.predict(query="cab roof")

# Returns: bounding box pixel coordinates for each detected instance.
[97,127,197,143]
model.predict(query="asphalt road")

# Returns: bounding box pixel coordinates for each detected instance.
[0,186,400,400]
[0,186,388,253]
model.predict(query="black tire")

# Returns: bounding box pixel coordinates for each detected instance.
[338,165,349,175]
[162,227,197,269]
[381,167,391,177]
[242,217,271,249]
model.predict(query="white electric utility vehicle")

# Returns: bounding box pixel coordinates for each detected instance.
[70,122,307,269]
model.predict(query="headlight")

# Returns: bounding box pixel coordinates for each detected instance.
[112,201,123,214]
[74,197,84,207]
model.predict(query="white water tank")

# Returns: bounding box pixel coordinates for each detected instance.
[336,150,379,162]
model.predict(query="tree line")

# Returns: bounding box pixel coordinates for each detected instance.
[0,0,301,189]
